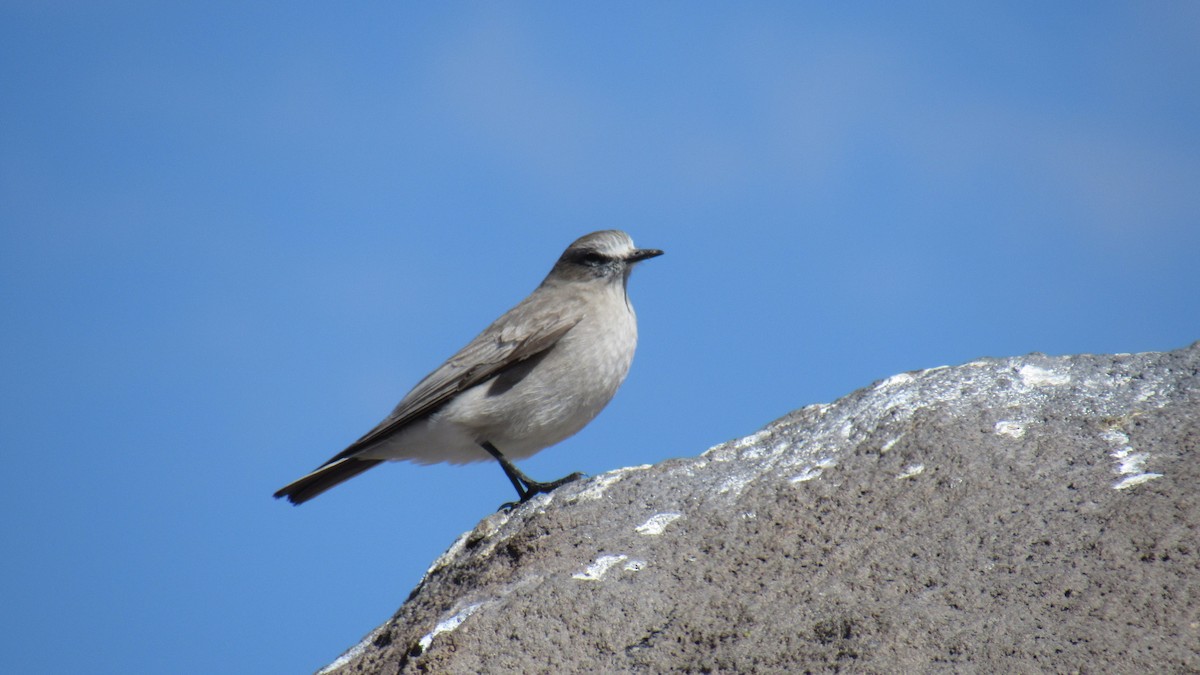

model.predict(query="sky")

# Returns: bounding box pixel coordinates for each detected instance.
[1,3,1197,673]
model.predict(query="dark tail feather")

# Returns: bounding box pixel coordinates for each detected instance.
[273,457,384,505]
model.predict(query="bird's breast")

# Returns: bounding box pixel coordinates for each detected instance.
[451,295,639,458]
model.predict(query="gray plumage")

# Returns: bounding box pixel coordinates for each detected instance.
[274,230,662,505]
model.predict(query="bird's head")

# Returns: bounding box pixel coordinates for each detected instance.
[548,230,663,287]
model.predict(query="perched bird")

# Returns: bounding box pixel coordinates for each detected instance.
[274,230,662,506]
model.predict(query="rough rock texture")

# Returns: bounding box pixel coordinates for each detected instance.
[322,344,1200,673]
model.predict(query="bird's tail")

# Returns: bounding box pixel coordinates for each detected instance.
[273,457,384,505]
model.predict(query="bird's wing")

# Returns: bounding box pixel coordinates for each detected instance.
[320,301,582,466]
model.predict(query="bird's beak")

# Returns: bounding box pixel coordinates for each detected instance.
[626,248,664,263]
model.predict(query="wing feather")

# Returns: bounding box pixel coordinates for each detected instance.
[318,299,582,466]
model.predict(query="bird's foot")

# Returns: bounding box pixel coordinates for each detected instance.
[498,471,587,511]
[482,441,589,510]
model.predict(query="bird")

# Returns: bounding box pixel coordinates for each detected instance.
[274,230,663,507]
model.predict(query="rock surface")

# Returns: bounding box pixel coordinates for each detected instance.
[322,344,1200,673]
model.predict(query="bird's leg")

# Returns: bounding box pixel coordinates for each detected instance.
[480,441,585,508]
[483,442,534,501]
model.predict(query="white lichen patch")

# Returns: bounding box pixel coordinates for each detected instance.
[1113,449,1150,473]
[704,427,784,464]
[876,372,915,389]
[422,531,473,579]
[789,466,824,483]
[319,625,388,674]
[680,458,710,477]
[572,554,629,581]
[739,444,769,460]
[881,434,904,453]
[703,443,737,463]
[1100,428,1131,445]
[1110,447,1162,490]
[734,429,771,449]
[635,512,683,536]
[1018,364,1070,387]
[896,464,925,480]
[790,457,836,483]
[738,437,794,461]
[994,421,1026,439]
[1102,427,1163,490]
[423,510,514,579]
[573,465,650,501]
[416,603,484,654]
[1133,382,1173,405]
[717,473,755,496]
[1113,473,1162,490]
[623,559,646,572]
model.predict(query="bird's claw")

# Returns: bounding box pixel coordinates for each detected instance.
[496,471,588,511]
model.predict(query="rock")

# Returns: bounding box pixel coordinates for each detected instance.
[320,344,1200,673]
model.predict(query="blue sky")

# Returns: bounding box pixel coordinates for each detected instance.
[2,3,1197,673]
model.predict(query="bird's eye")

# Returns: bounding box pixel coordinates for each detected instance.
[581,251,608,266]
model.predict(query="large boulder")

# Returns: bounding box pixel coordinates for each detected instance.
[322,344,1199,673]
